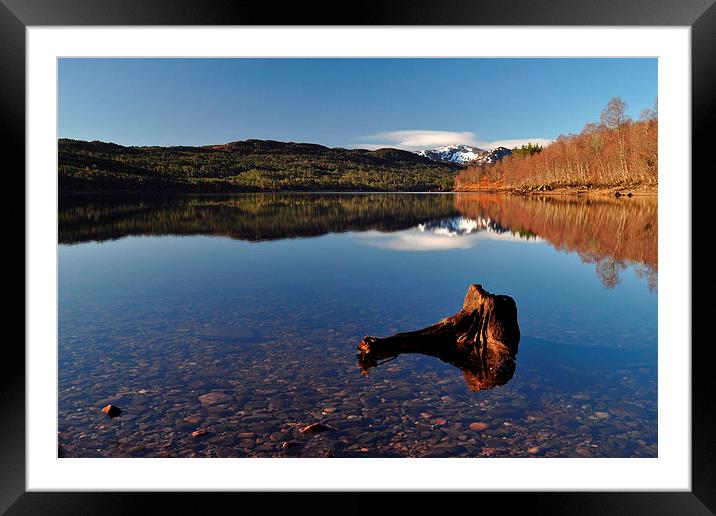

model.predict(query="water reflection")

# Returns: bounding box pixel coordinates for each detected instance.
[418,216,507,236]
[359,224,542,251]
[455,194,657,291]
[59,192,657,289]
[58,193,457,244]
[58,192,658,458]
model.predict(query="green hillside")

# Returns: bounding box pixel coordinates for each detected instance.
[58,139,462,193]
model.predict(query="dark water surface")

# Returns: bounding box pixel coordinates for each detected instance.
[58,193,657,458]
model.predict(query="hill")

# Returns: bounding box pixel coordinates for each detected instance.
[58,139,462,193]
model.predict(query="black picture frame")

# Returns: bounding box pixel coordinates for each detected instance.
[5,1,711,513]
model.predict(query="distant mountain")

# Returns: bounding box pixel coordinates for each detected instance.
[416,145,512,165]
[58,138,463,193]
[477,147,512,165]
[416,145,487,164]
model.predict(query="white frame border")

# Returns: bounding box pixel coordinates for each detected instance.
[27,26,690,491]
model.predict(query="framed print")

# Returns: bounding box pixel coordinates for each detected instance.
[5,0,712,513]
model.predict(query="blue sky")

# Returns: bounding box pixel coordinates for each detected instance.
[58,58,657,150]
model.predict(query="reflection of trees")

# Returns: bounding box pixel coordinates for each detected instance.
[59,193,458,244]
[595,258,627,289]
[59,192,657,291]
[633,264,658,292]
[590,258,657,291]
[454,193,657,291]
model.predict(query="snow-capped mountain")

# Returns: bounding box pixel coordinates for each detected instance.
[478,146,512,165]
[416,145,512,165]
[416,145,486,164]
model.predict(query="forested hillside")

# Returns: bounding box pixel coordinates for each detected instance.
[58,139,461,192]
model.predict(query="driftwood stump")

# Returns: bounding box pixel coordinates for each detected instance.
[357,284,520,391]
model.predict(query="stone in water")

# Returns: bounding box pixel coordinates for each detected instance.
[101,404,122,418]
[198,392,231,405]
[299,423,331,434]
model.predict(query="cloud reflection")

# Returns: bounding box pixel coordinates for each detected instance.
[358,216,543,251]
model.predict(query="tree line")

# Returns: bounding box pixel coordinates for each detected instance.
[455,97,658,190]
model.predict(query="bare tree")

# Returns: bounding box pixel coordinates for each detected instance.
[640,97,658,121]
[600,97,632,180]
[600,97,631,129]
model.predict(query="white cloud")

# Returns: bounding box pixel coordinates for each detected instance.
[360,130,481,150]
[355,130,553,152]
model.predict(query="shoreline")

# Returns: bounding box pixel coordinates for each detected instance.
[60,186,658,197]
[453,185,658,197]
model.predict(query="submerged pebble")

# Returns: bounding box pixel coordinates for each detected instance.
[299,423,331,434]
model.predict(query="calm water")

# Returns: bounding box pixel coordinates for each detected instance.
[58,193,657,458]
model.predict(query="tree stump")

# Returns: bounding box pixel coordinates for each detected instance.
[357,284,520,391]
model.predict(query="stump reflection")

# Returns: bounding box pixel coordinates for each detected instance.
[357,284,521,391]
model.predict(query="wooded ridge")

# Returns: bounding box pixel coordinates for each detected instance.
[58,138,461,193]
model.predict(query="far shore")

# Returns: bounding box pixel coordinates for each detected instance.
[60,186,658,197]
[453,185,658,197]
